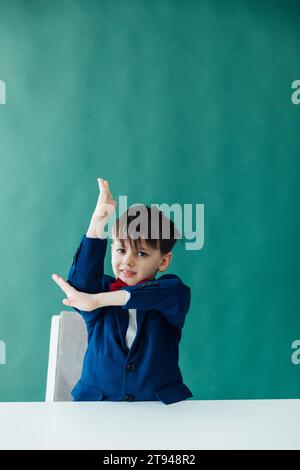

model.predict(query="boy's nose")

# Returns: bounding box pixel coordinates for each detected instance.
[124,253,135,266]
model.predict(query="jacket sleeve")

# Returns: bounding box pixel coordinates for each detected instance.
[66,234,109,328]
[121,274,191,331]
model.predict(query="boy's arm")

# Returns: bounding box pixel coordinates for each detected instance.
[52,274,190,331]
[67,235,108,293]
[65,178,116,327]
[68,177,116,291]
[65,236,108,328]
[95,275,191,331]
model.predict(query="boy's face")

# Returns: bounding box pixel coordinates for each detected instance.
[111,236,172,286]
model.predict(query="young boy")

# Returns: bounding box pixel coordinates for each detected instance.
[52,178,193,405]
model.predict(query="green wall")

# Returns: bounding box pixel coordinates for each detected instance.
[0,0,299,401]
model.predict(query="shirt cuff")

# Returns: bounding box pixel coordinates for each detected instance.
[124,290,131,303]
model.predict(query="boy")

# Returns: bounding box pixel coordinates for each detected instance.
[52,178,193,404]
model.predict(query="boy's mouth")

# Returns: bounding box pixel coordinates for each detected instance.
[120,269,136,278]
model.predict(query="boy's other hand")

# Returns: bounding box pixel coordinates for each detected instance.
[52,274,98,312]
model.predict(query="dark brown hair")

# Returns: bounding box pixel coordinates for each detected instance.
[113,204,182,255]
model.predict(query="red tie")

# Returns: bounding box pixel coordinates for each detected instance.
[109,277,150,291]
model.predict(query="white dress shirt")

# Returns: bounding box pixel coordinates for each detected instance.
[123,291,136,350]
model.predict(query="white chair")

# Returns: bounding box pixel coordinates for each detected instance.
[45,311,87,402]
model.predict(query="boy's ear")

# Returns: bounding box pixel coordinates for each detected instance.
[158,252,173,272]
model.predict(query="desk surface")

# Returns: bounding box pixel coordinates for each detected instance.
[0,399,299,450]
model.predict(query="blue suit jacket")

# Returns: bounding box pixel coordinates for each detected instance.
[67,235,193,405]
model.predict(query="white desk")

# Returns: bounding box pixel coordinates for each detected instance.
[0,400,299,450]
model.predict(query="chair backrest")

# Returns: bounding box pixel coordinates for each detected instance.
[46,311,87,402]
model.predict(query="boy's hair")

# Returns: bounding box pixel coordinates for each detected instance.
[113,204,182,255]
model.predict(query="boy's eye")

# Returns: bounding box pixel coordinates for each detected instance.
[116,248,148,257]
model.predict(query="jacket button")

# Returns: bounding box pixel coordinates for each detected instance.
[126,362,136,372]
[124,394,135,402]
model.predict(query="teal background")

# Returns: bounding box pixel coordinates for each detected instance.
[0,0,299,401]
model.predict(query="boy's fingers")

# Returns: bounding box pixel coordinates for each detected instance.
[97,178,108,185]
[97,178,110,194]
[97,178,104,190]
[97,177,106,186]
[52,274,73,295]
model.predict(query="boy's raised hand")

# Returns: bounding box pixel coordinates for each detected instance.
[94,178,116,221]
[51,274,98,312]
[87,178,117,238]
